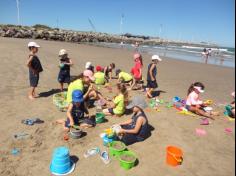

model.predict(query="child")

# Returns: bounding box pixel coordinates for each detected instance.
[103,83,128,117]
[117,96,150,145]
[185,82,219,120]
[225,92,235,118]
[85,62,94,73]
[26,42,43,100]
[116,69,134,87]
[94,66,106,85]
[58,49,73,91]
[146,55,161,98]
[56,90,94,131]
[104,63,115,81]
[67,70,105,104]
[131,53,143,90]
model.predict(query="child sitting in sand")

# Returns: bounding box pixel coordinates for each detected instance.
[225,92,235,118]
[103,83,128,117]
[146,55,161,98]
[117,96,150,145]
[131,53,144,90]
[58,49,73,91]
[104,63,115,82]
[56,90,94,131]
[185,82,219,120]
[94,66,106,85]
[26,42,43,100]
[116,69,134,87]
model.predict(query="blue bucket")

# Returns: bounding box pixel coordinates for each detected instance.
[50,147,74,175]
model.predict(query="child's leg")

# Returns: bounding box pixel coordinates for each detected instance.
[121,134,138,146]
[56,118,70,132]
[103,108,113,116]
[189,106,215,120]
[29,87,36,99]
[146,88,153,98]
[59,82,64,91]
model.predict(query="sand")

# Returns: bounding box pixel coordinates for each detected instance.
[0,37,235,176]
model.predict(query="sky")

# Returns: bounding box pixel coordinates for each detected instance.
[0,0,235,47]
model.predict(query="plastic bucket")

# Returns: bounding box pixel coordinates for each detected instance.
[166,146,183,167]
[50,146,73,174]
[109,141,126,158]
[119,151,137,170]
[96,113,105,124]
[172,96,181,103]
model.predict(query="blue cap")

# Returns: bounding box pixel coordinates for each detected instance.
[72,90,83,103]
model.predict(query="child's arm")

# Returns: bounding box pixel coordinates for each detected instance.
[120,117,144,134]
[66,103,74,127]
[26,56,37,74]
[65,59,73,66]
[149,64,156,81]
[109,71,112,80]
[119,119,132,126]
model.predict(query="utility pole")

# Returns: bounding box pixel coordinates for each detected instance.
[16,0,20,25]
[120,14,124,35]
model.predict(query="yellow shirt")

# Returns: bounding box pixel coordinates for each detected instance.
[119,72,133,82]
[66,79,84,103]
[94,72,105,85]
[113,94,125,115]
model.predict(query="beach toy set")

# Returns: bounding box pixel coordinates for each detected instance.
[101,128,117,146]
[53,92,69,112]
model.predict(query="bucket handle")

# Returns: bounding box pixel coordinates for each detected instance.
[169,152,183,164]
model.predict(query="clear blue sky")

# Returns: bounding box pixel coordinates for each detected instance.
[0,0,235,47]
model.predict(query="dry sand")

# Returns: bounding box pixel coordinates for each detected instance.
[0,37,235,176]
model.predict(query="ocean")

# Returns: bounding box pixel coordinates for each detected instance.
[96,43,235,68]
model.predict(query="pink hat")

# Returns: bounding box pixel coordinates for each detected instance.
[134,53,141,59]
[83,70,95,81]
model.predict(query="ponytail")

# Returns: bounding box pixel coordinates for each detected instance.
[188,82,205,95]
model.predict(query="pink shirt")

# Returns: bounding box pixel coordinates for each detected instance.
[186,91,203,106]
[131,59,142,79]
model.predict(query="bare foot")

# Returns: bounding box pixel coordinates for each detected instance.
[28,95,35,100]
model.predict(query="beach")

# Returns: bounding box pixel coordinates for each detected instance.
[0,37,235,176]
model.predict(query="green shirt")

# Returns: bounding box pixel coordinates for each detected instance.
[66,79,84,103]
[94,72,105,85]
[119,72,133,82]
[113,94,125,115]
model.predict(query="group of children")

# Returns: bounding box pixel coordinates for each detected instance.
[26,41,235,145]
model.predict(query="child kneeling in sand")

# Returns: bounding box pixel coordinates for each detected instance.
[94,66,106,85]
[116,69,134,88]
[103,83,128,117]
[104,63,115,82]
[56,90,95,131]
[185,82,219,120]
[117,96,150,145]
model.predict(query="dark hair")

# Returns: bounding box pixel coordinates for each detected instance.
[116,69,121,76]
[28,46,36,51]
[117,83,128,105]
[139,55,143,66]
[187,82,205,95]
[110,63,115,69]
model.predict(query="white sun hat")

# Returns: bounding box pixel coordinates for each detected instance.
[151,55,162,61]
[28,41,40,48]
[85,62,92,69]
[59,49,68,56]
[194,86,205,93]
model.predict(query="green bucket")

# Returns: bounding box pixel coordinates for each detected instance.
[119,151,137,170]
[96,113,105,124]
[109,141,126,158]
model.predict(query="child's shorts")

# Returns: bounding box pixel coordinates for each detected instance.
[58,70,70,83]
[29,71,39,87]
[147,80,158,89]
[108,108,115,115]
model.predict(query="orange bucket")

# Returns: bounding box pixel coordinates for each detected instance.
[166,146,183,167]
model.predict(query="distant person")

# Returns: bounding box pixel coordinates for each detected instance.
[185,82,219,120]
[85,62,94,73]
[117,96,150,145]
[26,42,43,100]
[104,63,116,82]
[58,49,73,91]
[134,42,140,53]
[146,55,162,98]
[94,65,106,85]
[131,53,144,90]
[202,48,209,64]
